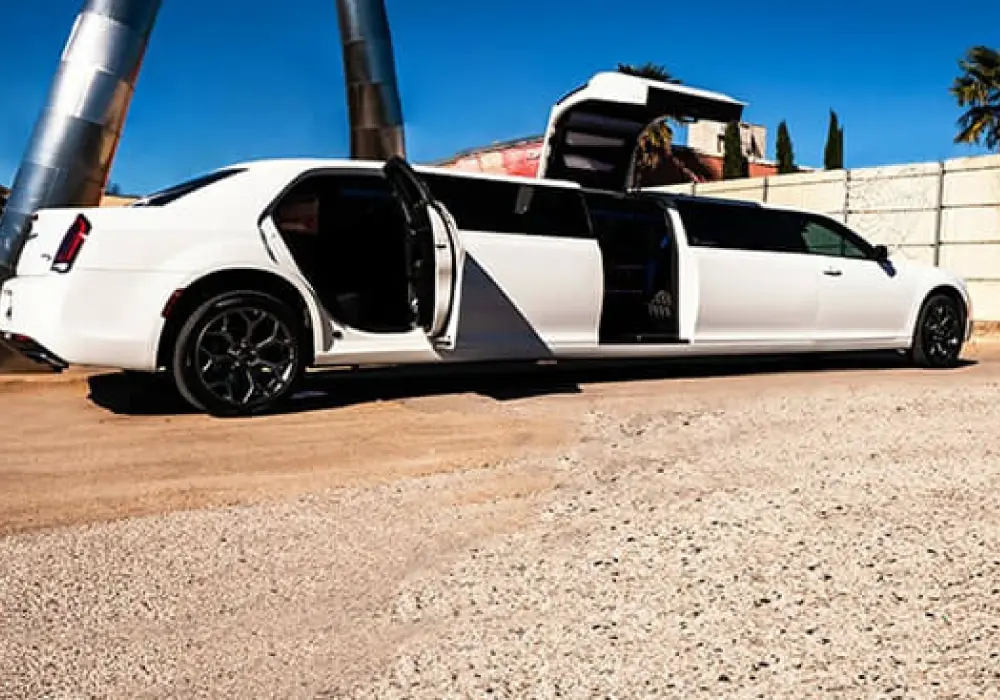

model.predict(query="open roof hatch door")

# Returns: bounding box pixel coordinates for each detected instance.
[536,72,745,192]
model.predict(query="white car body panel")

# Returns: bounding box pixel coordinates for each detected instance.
[665,206,701,343]
[692,247,820,345]
[536,71,745,192]
[814,254,919,342]
[455,231,602,357]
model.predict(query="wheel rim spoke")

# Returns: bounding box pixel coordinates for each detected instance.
[194,306,297,408]
[922,301,962,363]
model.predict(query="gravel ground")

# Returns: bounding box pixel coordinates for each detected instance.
[3,347,1000,698]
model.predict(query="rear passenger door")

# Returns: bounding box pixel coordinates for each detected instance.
[674,200,822,344]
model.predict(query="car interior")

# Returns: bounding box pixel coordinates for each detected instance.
[272,173,417,334]
[272,170,683,344]
[583,191,680,343]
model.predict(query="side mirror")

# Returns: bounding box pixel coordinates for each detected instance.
[873,244,889,262]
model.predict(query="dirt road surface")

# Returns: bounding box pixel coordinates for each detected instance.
[2,343,1000,698]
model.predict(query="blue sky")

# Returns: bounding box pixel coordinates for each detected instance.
[0,0,995,194]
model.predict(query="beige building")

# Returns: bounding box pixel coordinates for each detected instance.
[687,120,770,163]
[0,185,136,212]
[100,193,138,207]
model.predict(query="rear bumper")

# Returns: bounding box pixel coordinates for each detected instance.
[0,271,179,371]
[0,332,69,371]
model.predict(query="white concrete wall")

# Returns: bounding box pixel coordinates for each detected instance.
[661,154,1000,321]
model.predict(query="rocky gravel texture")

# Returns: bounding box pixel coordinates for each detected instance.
[345,387,1000,699]
[3,349,1000,698]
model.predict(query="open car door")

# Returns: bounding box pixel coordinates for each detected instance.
[383,156,464,349]
[537,72,746,191]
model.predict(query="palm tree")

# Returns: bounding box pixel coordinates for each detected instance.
[950,45,1000,151]
[616,63,683,184]
[616,62,681,85]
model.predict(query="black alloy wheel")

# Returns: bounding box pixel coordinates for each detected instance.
[172,290,304,416]
[910,293,965,369]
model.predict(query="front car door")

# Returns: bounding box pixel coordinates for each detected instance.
[382,157,465,349]
[795,213,918,343]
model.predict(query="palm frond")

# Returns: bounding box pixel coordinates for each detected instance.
[951,46,1000,150]
[616,62,681,85]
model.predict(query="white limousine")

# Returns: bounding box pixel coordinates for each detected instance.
[0,73,971,416]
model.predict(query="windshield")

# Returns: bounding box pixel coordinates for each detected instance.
[130,168,246,207]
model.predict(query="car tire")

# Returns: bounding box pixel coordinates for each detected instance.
[171,290,305,416]
[909,292,966,369]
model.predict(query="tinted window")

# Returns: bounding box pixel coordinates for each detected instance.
[272,173,400,238]
[674,199,809,254]
[132,168,246,207]
[673,200,742,249]
[752,208,810,254]
[421,172,592,238]
[586,192,671,245]
[796,215,871,259]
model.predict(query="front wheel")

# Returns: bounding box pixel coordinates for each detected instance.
[171,290,304,416]
[909,293,966,369]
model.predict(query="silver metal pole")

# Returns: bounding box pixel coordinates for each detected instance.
[0,0,405,280]
[335,0,406,161]
[0,0,161,279]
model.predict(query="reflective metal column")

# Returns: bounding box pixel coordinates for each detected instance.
[0,0,161,278]
[335,0,406,161]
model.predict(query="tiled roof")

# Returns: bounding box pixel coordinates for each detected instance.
[440,134,547,162]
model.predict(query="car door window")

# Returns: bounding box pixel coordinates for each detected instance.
[676,200,807,255]
[798,216,871,260]
[419,172,591,238]
[674,200,752,250]
[748,209,808,255]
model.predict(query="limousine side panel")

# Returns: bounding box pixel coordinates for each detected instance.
[691,247,821,344]
[450,231,603,360]
[665,207,700,342]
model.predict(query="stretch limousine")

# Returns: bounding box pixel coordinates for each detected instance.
[0,72,971,416]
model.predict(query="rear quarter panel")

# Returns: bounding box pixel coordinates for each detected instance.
[7,188,330,370]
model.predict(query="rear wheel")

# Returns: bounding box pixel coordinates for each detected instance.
[909,293,965,369]
[171,290,304,416]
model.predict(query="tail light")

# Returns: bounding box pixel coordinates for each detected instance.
[51,214,92,273]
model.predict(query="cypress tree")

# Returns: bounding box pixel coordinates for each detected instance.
[722,121,748,179]
[775,120,796,174]
[824,110,844,169]
[836,121,845,169]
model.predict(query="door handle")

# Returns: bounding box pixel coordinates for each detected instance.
[823,268,843,277]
